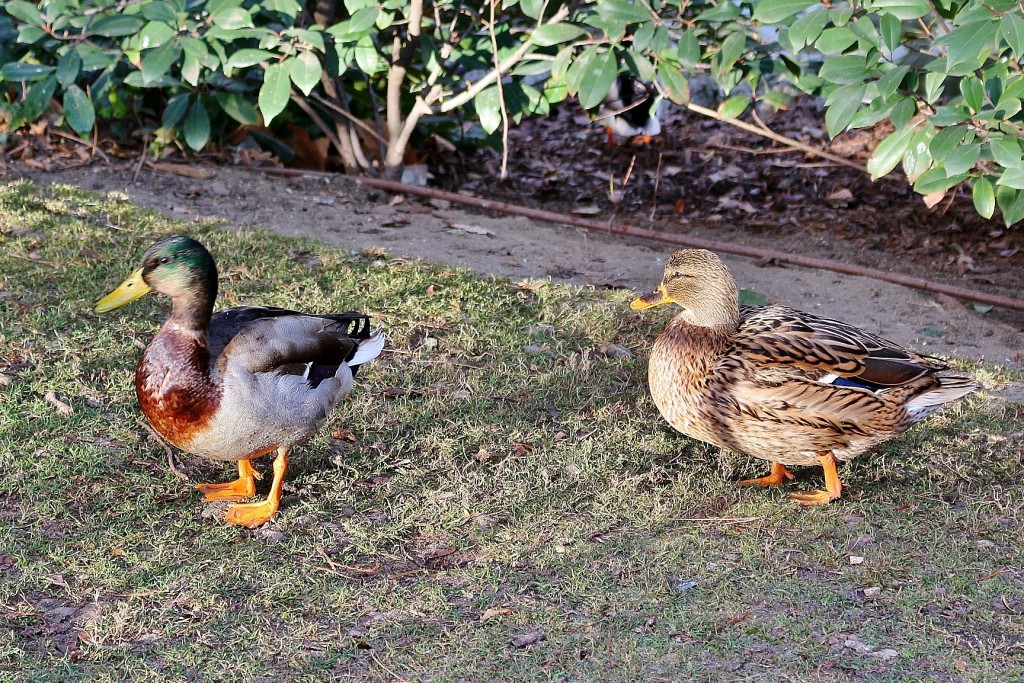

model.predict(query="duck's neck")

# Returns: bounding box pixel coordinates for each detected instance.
[169,280,216,334]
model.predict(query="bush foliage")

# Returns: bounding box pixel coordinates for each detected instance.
[1,0,1023,223]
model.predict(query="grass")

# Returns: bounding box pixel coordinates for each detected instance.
[1,179,1022,682]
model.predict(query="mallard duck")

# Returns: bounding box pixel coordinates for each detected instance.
[631,249,976,504]
[94,235,384,527]
[598,74,662,145]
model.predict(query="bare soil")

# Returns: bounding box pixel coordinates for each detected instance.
[5,99,1023,373]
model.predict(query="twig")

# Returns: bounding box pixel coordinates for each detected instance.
[649,151,662,221]
[685,102,865,172]
[228,165,1024,313]
[141,419,189,481]
[310,93,385,144]
[132,134,149,184]
[487,0,509,179]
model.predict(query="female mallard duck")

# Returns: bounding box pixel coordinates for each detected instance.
[95,235,384,527]
[631,249,975,505]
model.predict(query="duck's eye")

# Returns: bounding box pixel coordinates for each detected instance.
[160,256,172,264]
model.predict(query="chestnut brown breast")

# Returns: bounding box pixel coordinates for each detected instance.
[135,328,221,449]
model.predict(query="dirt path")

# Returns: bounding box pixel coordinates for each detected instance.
[10,160,1023,373]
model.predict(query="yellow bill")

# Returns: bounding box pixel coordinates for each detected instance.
[94,268,152,313]
[630,283,673,311]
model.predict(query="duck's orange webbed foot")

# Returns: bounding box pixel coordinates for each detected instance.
[224,448,289,528]
[737,462,795,488]
[195,459,261,501]
[788,451,843,506]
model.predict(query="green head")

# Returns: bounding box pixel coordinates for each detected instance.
[94,235,218,315]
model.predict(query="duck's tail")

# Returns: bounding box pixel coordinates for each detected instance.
[905,375,976,420]
[348,330,385,368]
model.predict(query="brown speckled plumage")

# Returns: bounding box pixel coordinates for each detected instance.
[633,249,976,502]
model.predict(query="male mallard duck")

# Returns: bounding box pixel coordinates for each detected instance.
[631,249,976,504]
[95,235,384,527]
[598,74,662,146]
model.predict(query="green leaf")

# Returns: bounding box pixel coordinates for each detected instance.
[819,55,870,84]
[923,72,945,104]
[889,96,916,129]
[475,85,502,134]
[56,51,82,88]
[928,125,967,159]
[943,20,999,70]
[943,143,981,175]
[354,35,378,73]
[211,7,254,30]
[717,32,746,74]
[228,49,275,69]
[141,42,179,85]
[0,63,55,81]
[902,126,934,183]
[972,303,994,314]
[577,50,617,110]
[824,82,866,137]
[867,124,917,179]
[596,0,652,24]
[181,53,201,86]
[815,27,858,55]
[996,185,1024,225]
[18,25,47,44]
[927,105,968,126]
[877,65,909,99]
[1003,13,1024,58]
[788,8,830,50]
[972,177,995,219]
[89,15,145,37]
[864,0,930,20]
[997,165,1024,189]
[551,46,573,81]
[5,0,44,25]
[660,66,690,105]
[184,99,210,151]
[677,30,700,70]
[990,135,1023,168]
[259,61,291,125]
[739,289,767,307]
[22,75,57,122]
[162,93,190,129]
[717,95,749,120]
[879,13,901,53]
[139,20,175,49]
[752,0,818,23]
[289,51,322,96]
[913,168,968,194]
[520,0,544,20]
[212,92,259,125]
[142,2,178,24]
[531,23,587,47]
[63,85,95,136]
[959,76,984,113]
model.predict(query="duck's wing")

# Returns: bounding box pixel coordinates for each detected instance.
[733,305,947,389]
[209,307,376,379]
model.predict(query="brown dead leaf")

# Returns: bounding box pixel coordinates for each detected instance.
[473,448,492,462]
[922,189,946,208]
[510,630,544,648]
[44,391,73,415]
[147,162,216,179]
[516,280,546,292]
[480,607,513,622]
[513,443,533,457]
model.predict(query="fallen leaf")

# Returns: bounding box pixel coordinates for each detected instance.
[849,555,865,565]
[922,189,946,208]
[510,630,544,648]
[448,223,494,236]
[827,188,854,203]
[481,607,513,622]
[147,162,216,179]
[861,586,882,597]
[572,206,601,215]
[473,448,492,462]
[44,391,73,415]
